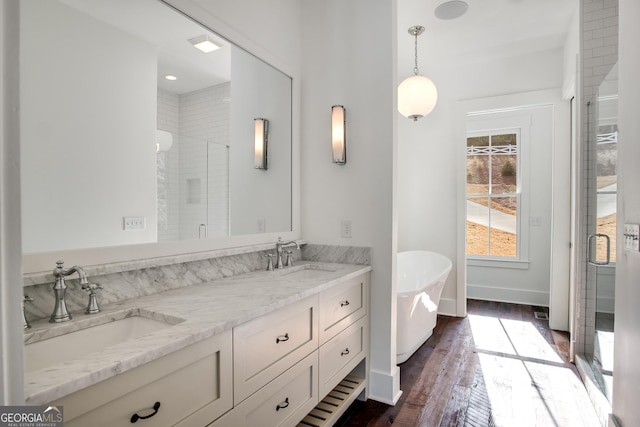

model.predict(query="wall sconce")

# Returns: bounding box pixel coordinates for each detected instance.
[254,118,268,170]
[331,105,346,164]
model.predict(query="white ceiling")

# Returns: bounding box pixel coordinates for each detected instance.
[57,0,578,93]
[398,0,578,72]
[59,0,231,94]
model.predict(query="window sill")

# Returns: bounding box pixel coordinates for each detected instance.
[467,257,529,270]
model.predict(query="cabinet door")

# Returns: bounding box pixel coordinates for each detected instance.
[220,352,319,427]
[234,295,318,403]
[55,331,232,427]
[319,316,368,398]
[319,274,368,345]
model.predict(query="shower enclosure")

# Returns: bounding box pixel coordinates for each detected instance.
[157,134,230,241]
[583,64,618,403]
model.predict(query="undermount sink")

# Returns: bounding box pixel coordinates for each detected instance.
[281,265,338,280]
[24,312,182,373]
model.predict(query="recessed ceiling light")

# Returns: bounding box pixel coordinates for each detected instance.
[435,0,469,20]
[165,75,177,81]
[188,34,221,53]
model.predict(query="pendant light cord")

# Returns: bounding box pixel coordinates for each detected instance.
[413,32,419,75]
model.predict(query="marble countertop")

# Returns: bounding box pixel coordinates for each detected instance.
[24,262,371,405]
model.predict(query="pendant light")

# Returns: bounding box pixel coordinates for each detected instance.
[398,26,438,121]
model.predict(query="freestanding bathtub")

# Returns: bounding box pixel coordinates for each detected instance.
[396,250,452,364]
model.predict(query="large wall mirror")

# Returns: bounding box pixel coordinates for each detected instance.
[20,0,292,270]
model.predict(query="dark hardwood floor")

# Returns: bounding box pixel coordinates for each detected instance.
[335,300,599,427]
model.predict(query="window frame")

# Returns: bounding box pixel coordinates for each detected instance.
[465,115,531,267]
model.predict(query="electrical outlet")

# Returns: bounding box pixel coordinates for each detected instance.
[341,220,352,238]
[123,216,145,230]
[257,218,266,233]
[624,223,640,251]
[530,216,542,226]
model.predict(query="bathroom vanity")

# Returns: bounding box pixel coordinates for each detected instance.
[24,263,370,427]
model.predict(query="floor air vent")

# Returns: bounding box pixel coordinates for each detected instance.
[534,311,549,320]
[297,376,366,427]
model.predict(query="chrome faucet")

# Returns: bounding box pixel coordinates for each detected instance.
[50,260,89,322]
[275,238,300,268]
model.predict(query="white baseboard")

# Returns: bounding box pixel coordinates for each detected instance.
[367,366,402,405]
[467,284,549,306]
[437,297,458,316]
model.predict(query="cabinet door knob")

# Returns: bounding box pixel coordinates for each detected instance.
[340,300,350,307]
[276,333,289,343]
[276,397,290,411]
[130,401,160,423]
[341,348,350,356]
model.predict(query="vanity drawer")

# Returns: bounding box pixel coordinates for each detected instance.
[219,351,319,427]
[319,317,367,398]
[233,295,319,403]
[319,274,368,344]
[55,331,232,427]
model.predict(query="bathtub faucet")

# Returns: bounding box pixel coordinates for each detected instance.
[275,238,300,269]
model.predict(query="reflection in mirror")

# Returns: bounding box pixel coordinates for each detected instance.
[586,63,617,403]
[20,0,292,254]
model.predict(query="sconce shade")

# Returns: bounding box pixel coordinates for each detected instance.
[331,105,346,164]
[398,75,438,121]
[156,129,173,152]
[254,118,268,170]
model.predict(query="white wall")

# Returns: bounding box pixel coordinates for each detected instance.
[563,8,580,98]
[611,0,640,423]
[157,89,181,241]
[20,0,158,252]
[300,0,400,405]
[0,0,24,405]
[397,47,565,315]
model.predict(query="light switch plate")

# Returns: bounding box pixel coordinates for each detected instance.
[341,220,353,238]
[123,216,145,230]
[623,223,639,251]
[530,216,542,226]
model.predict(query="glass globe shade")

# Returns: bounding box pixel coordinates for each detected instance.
[397,75,438,121]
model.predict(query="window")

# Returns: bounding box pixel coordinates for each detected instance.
[466,131,520,259]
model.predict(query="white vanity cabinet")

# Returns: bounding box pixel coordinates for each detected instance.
[45,269,370,427]
[300,274,369,426]
[52,330,233,427]
[214,272,370,427]
[233,295,319,403]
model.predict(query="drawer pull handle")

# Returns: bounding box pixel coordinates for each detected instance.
[130,401,160,423]
[276,333,289,343]
[341,348,350,356]
[276,397,290,411]
[340,300,350,307]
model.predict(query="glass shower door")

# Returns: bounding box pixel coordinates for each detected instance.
[586,64,618,403]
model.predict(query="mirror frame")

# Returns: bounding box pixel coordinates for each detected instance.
[22,0,301,275]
